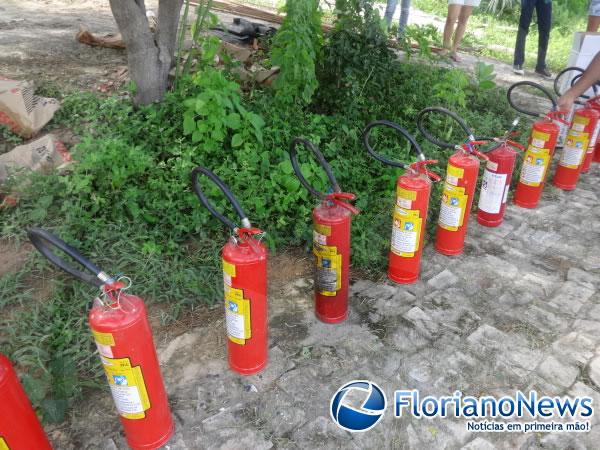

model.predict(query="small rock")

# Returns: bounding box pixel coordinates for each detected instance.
[427,269,459,290]
[537,355,578,389]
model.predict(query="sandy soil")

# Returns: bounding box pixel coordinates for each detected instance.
[0,0,131,91]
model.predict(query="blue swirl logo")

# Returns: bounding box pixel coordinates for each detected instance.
[330,380,387,432]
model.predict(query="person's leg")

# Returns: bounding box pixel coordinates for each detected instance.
[443,4,462,50]
[513,0,536,67]
[535,0,552,72]
[384,0,398,28]
[451,5,473,57]
[398,0,411,35]
[588,0,600,31]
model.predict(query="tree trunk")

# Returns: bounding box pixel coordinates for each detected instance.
[109,0,184,106]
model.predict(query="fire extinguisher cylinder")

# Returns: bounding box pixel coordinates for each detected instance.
[363,120,440,283]
[435,147,481,255]
[27,228,174,450]
[507,81,565,209]
[581,95,600,172]
[0,353,52,450]
[553,107,600,190]
[192,167,268,374]
[416,107,489,256]
[477,135,524,228]
[288,138,358,323]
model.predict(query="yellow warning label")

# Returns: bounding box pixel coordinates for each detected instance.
[314,223,331,237]
[520,146,551,187]
[0,437,10,450]
[445,163,465,186]
[223,260,236,278]
[397,186,417,201]
[531,129,550,143]
[391,207,422,257]
[559,130,589,169]
[438,183,468,231]
[572,114,590,132]
[224,285,251,345]
[313,243,342,296]
[101,356,151,420]
[447,164,464,179]
[92,330,115,347]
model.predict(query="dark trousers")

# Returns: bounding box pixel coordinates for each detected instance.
[513,0,552,70]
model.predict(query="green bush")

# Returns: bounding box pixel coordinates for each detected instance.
[0,20,520,422]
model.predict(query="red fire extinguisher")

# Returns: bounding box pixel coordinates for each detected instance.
[416,107,490,255]
[507,81,567,208]
[582,95,600,172]
[555,68,600,166]
[191,167,268,374]
[27,228,174,450]
[0,353,52,450]
[288,138,358,322]
[477,126,525,227]
[553,106,600,190]
[363,120,440,283]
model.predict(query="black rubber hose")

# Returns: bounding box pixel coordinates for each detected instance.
[288,137,340,198]
[554,67,584,96]
[362,120,425,168]
[416,107,474,149]
[507,81,557,117]
[28,227,107,287]
[191,166,248,231]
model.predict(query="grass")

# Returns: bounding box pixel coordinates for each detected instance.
[404,0,588,73]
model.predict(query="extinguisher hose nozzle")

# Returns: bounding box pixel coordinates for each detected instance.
[27,227,110,288]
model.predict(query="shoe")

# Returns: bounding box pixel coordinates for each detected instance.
[535,67,553,79]
[513,65,524,75]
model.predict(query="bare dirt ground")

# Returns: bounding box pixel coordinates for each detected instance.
[0,0,130,91]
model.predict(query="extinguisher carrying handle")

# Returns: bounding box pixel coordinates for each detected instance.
[27,227,113,288]
[507,81,558,118]
[288,137,341,198]
[191,166,250,232]
[416,107,476,149]
[362,120,426,169]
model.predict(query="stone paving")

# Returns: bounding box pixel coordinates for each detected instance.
[60,161,600,450]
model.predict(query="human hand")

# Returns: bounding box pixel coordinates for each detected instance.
[557,92,576,113]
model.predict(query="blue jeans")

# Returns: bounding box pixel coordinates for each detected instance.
[384,0,411,35]
[513,0,552,70]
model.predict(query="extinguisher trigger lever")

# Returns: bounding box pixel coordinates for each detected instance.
[326,192,359,214]
[410,159,441,182]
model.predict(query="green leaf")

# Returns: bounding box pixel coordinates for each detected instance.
[479,80,496,90]
[183,114,196,135]
[231,133,244,147]
[224,113,241,130]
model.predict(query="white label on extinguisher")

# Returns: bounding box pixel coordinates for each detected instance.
[313,230,327,245]
[560,131,588,168]
[486,160,498,171]
[503,184,510,204]
[478,169,507,214]
[391,207,422,256]
[226,305,246,340]
[101,356,150,419]
[110,385,144,415]
[531,138,546,148]
[96,342,113,358]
